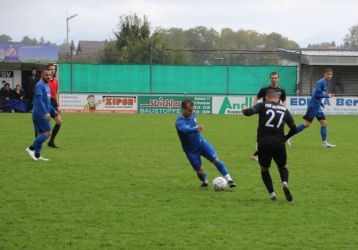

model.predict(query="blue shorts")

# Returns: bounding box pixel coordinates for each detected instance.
[33,119,51,133]
[184,141,217,170]
[303,105,326,122]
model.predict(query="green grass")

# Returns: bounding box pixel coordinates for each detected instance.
[0,113,357,249]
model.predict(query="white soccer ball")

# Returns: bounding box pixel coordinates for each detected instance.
[212,177,227,191]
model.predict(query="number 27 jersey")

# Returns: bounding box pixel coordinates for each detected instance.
[245,101,296,143]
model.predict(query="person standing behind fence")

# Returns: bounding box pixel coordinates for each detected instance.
[24,68,39,112]
[47,63,62,148]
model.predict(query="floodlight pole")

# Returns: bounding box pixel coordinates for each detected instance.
[66,13,78,62]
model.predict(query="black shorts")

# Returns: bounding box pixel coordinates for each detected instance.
[50,99,59,118]
[258,141,287,168]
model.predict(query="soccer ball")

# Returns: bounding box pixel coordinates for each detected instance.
[212,177,227,191]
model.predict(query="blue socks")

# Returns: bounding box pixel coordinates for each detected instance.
[31,134,48,157]
[296,124,306,133]
[215,161,229,176]
[321,127,327,142]
[196,172,207,182]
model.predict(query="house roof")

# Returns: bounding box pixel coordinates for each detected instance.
[77,40,106,54]
[279,48,358,65]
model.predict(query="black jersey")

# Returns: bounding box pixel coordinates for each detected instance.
[257,85,286,103]
[243,101,296,143]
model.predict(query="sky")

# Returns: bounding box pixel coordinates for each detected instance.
[2,0,358,47]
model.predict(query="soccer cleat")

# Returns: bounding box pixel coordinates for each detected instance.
[37,156,49,161]
[228,180,237,188]
[283,183,293,202]
[251,155,258,161]
[48,142,59,148]
[322,142,336,148]
[287,138,292,147]
[200,182,209,187]
[269,192,277,201]
[25,148,37,161]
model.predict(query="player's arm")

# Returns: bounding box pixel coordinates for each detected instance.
[253,88,264,104]
[176,120,201,133]
[284,110,297,141]
[313,82,330,99]
[34,85,50,117]
[242,103,263,116]
[281,90,287,106]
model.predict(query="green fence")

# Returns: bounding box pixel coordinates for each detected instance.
[59,63,297,95]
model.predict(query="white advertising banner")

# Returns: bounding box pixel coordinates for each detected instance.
[59,94,137,113]
[287,96,358,115]
[212,96,254,114]
[212,96,358,115]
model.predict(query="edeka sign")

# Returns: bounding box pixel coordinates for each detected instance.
[212,96,254,114]
[138,96,212,114]
[288,96,358,115]
[59,94,137,113]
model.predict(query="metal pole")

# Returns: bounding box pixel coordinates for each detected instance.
[70,40,73,93]
[150,45,153,95]
[226,50,230,96]
[66,14,78,63]
[66,18,69,62]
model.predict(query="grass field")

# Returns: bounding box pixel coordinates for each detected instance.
[1,113,357,249]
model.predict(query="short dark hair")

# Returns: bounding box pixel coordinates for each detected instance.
[266,89,278,98]
[324,68,333,73]
[42,66,51,73]
[47,63,57,69]
[270,72,279,77]
[181,98,194,109]
[31,68,36,71]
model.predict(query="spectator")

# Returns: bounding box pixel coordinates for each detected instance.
[332,77,344,95]
[0,82,13,112]
[23,68,39,111]
[12,84,25,100]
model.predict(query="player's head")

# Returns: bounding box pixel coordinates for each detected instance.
[181,98,195,117]
[47,63,57,78]
[31,68,37,76]
[265,89,279,103]
[324,68,333,81]
[42,67,52,83]
[270,72,279,86]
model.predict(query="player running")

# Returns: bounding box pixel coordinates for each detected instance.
[26,67,58,161]
[251,72,287,161]
[285,68,336,148]
[47,63,62,148]
[242,89,296,202]
[176,98,237,188]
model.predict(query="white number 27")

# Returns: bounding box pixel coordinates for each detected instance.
[265,109,285,128]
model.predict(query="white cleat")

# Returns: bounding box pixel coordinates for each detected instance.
[251,155,258,161]
[322,142,336,148]
[287,138,292,147]
[269,192,277,201]
[37,156,49,161]
[25,148,37,161]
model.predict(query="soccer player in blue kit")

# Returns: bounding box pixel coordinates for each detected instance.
[285,68,336,148]
[26,67,58,161]
[176,99,237,188]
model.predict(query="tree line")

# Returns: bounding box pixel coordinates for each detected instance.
[1,13,358,64]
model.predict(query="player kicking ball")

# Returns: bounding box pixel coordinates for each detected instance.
[176,98,237,188]
[242,90,296,202]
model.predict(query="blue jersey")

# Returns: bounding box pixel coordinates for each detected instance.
[309,78,329,108]
[32,80,54,120]
[176,113,204,152]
